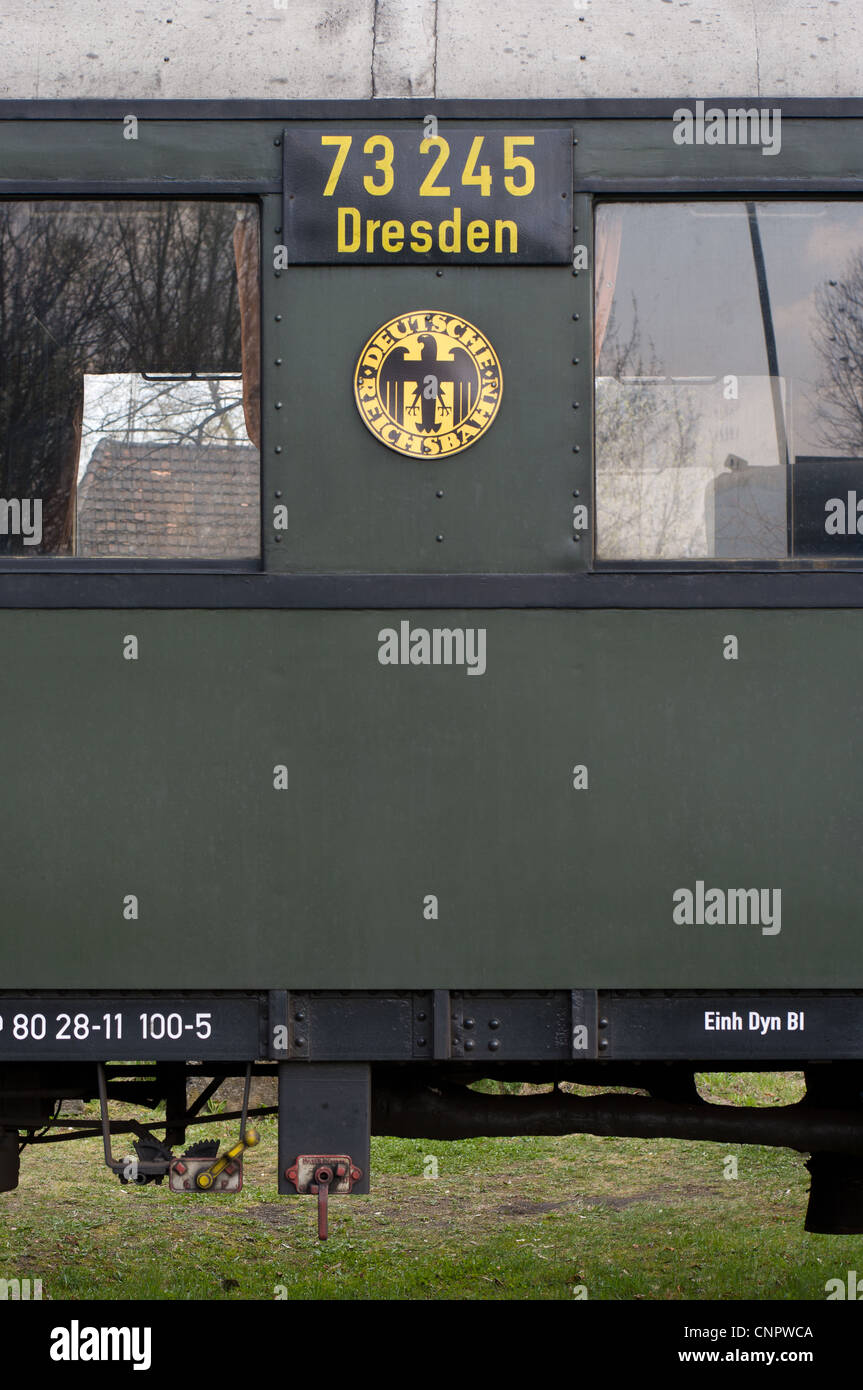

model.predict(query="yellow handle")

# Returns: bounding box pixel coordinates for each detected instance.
[194,1128,259,1190]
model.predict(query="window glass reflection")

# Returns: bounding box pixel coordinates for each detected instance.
[595,201,863,560]
[0,201,260,559]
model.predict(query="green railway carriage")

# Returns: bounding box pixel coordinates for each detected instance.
[1,98,863,1233]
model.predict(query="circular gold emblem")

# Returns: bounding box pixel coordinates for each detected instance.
[354,310,502,458]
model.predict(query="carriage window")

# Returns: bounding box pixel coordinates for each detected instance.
[595,201,863,561]
[0,200,259,559]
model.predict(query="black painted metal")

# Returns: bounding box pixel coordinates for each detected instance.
[585,178,863,193]
[160,1062,188,1147]
[571,989,599,1060]
[449,991,572,1061]
[278,1062,371,1195]
[604,993,863,1061]
[282,124,573,264]
[0,99,861,121]
[746,202,792,553]
[0,183,276,195]
[298,994,417,1061]
[0,994,263,1061]
[371,1081,863,1155]
[0,989,861,1063]
[432,990,451,1060]
[280,127,289,249]
[267,990,289,1059]
[0,571,861,607]
[286,992,308,1060]
[794,459,863,557]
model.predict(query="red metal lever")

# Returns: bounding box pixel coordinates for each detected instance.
[311,1164,334,1240]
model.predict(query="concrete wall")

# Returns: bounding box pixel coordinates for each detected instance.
[0,0,860,102]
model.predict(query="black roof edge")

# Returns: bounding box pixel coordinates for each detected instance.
[0,98,858,121]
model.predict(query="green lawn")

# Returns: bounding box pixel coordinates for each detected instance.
[0,1071,857,1301]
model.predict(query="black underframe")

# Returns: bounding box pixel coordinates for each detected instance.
[0,989,860,1064]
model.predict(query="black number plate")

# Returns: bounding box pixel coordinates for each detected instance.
[284,124,573,264]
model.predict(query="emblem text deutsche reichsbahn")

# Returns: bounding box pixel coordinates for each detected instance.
[353,310,503,458]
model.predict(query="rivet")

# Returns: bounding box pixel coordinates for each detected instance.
[275,490,283,499]
[274,535,283,543]
[599,1039,609,1049]
[417,1012,427,1022]
[275,358,283,366]
[489,1040,500,1051]
[572,402,580,409]
[275,226,282,235]
[573,445,580,453]
[573,137,579,144]
[436,534,444,542]
[572,358,580,365]
[572,490,580,499]
[274,138,281,146]
[599,1018,609,1028]
[572,271,579,278]
[436,490,444,498]
[275,402,283,409]
[294,1036,305,1046]
[464,1018,475,1029]
[464,1040,475,1051]
[488,1019,500,1030]
[573,535,580,543]
[572,314,579,321]
[436,269,443,277]
[294,1010,304,1020]
[275,314,282,322]
[274,271,281,278]
[417,1037,427,1047]
[274,445,282,454]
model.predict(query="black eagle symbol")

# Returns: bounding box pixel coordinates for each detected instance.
[379,333,481,434]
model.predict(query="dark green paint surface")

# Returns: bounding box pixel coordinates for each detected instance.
[0,115,857,187]
[268,265,580,573]
[0,122,282,182]
[0,108,859,993]
[0,608,857,991]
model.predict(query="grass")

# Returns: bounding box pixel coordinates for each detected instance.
[0,1071,857,1301]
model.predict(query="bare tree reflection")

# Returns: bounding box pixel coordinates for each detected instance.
[595,305,700,558]
[0,202,246,553]
[812,251,863,453]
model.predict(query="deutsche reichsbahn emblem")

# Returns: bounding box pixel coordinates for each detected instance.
[353,310,503,458]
